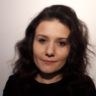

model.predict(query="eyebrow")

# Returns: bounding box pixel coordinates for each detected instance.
[35,34,68,40]
[36,34,48,38]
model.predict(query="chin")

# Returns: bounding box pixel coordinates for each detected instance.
[41,70,55,74]
[40,68,60,74]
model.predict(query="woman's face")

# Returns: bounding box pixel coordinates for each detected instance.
[33,19,70,74]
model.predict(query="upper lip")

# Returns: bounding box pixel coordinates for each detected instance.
[41,59,57,62]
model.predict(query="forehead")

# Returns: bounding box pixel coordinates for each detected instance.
[35,19,70,38]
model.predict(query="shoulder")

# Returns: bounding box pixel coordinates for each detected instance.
[76,74,95,88]
[4,74,19,87]
[3,74,20,96]
[66,73,95,85]
[5,74,21,86]
[66,73,96,96]
[3,74,34,96]
[4,74,33,87]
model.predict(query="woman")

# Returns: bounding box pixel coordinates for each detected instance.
[3,5,96,96]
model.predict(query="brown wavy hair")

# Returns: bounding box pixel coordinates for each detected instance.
[13,5,91,77]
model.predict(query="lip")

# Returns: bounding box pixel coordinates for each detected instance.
[41,59,57,64]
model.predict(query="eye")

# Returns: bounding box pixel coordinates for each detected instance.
[38,38,46,44]
[58,41,68,47]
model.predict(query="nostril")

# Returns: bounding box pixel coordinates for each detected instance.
[45,53,54,57]
[45,43,55,57]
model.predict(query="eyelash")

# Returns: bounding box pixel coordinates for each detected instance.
[37,38,68,47]
[38,38,46,43]
[58,41,67,47]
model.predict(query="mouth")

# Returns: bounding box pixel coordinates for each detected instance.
[41,59,57,64]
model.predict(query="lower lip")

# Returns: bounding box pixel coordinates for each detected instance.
[42,60,57,64]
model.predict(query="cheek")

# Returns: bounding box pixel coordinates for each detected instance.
[33,42,44,57]
[33,42,40,65]
[57,46,70,60]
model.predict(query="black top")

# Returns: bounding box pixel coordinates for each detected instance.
[3,73,96,96]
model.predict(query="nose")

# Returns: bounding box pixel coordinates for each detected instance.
[45,43,55,57]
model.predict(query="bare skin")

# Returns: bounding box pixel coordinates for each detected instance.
[33,19,70,84]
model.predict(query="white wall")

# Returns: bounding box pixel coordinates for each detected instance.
[0,0,96,96]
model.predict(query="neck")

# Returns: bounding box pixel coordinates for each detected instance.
[35,72,63,84]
